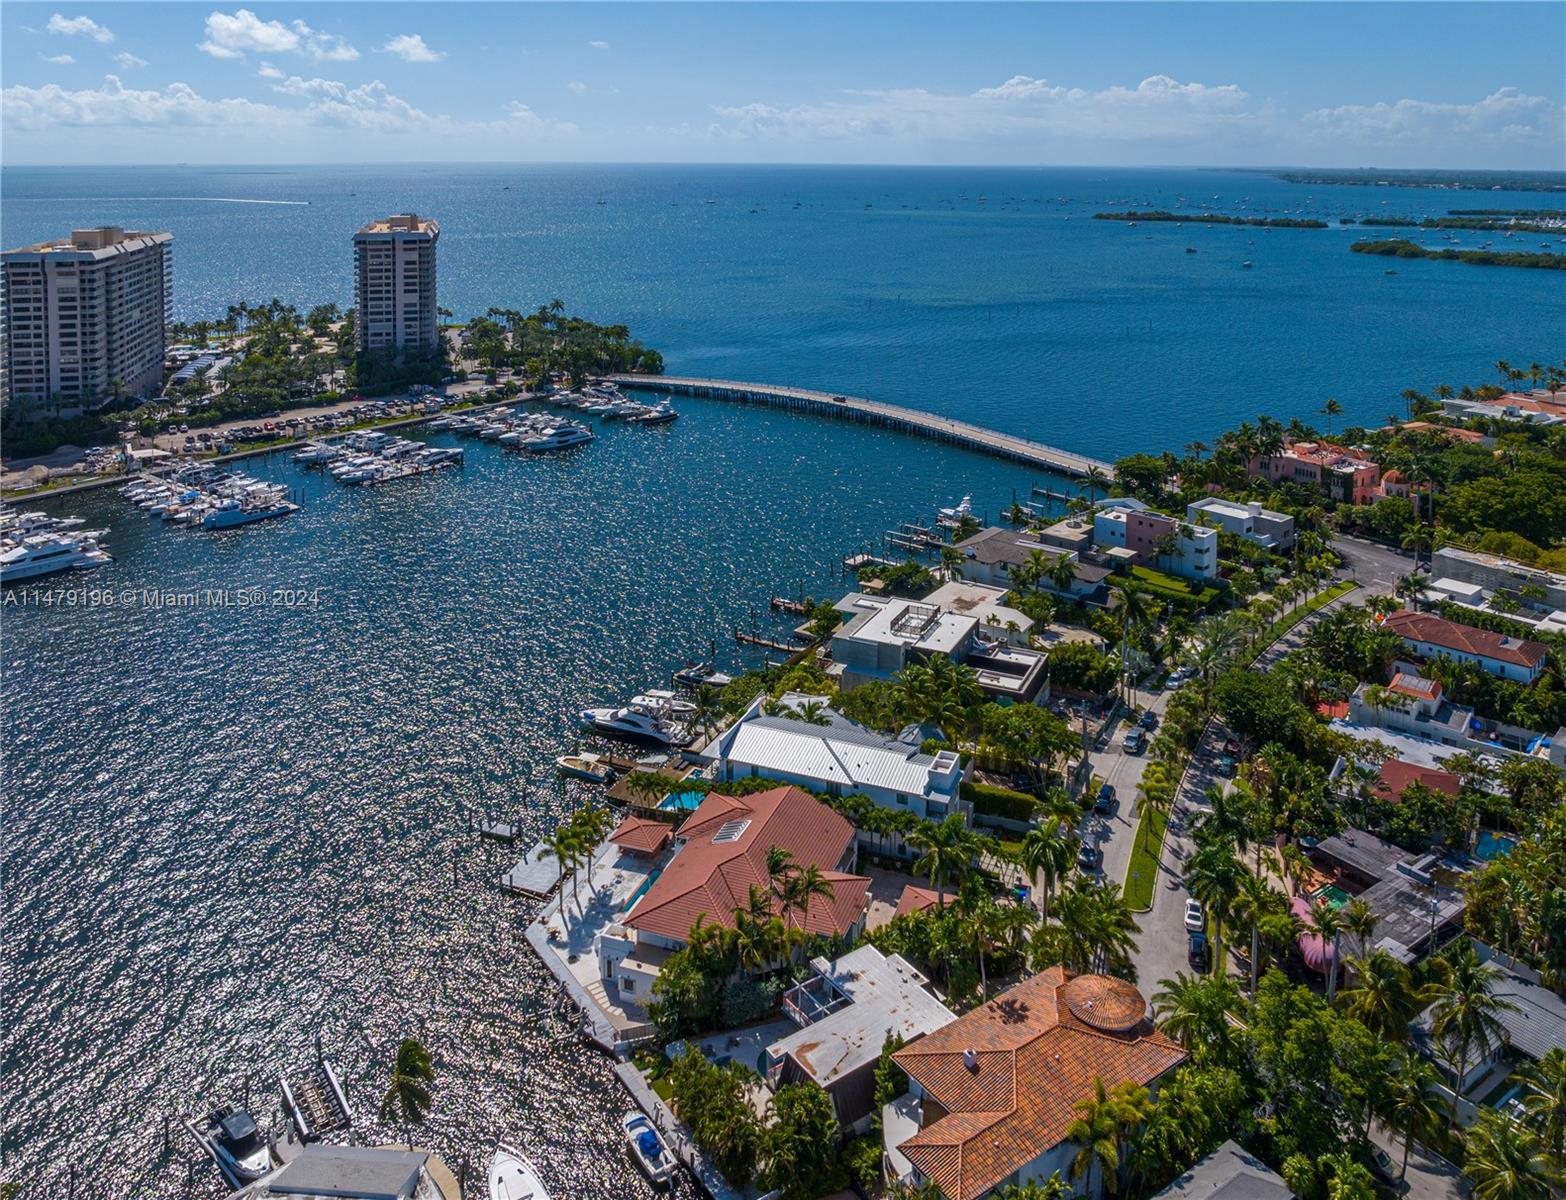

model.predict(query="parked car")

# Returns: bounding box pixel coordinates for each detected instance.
[1138,709,1158,731]
[1184,898,1205,933]
[1123,727,1146,755]
[1076,843,1101,872]
[1188,930,1210,972]
[1093,782,1116,814]
[1369,1146,1403,1186]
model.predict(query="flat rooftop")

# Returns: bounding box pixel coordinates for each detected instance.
[355,213,438,236]
[4,226,171,258]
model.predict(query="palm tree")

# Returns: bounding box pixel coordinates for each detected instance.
[1395,572,1431,611]
[788,863,835,945]
[1083,466,1111,511]
[1430,941,1517,1126]
[1308,902,1345,1002]
[1320,398,1344,438]
[690,684,724,742]
[1184,840,1243,971]
[908,813,973,910]
[1049,552,1078,594]
[1401,527,1434,569]
[1232,872,1286,996]
[1380,1053,1446,1181]
[379,1037,435,1148]
[1337,949,1433,1042]
[1463,1110,1555,1200]
[546,826,583,915]
[1151,972,1245,1062]
[1515,1047,1566,1175]
[1017,817,1077,922]
[1067,1077,1122,1197]
[766,846,795,905]
[791,699,831,726]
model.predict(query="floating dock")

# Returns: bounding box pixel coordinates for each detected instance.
[603,374,1115,480]
[501,840,564,898]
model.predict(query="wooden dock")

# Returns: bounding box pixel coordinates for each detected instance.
[501,840,564,898]
[603,374,1115,480]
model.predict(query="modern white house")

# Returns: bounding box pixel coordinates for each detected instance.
[828,592,1048,700]
[1186,497,1296,551]
[764,945,956,1132]
[1092,503,1219,581]
[1431,546,1566,612]
[1344,670,1566,767]
[701,692,969,821]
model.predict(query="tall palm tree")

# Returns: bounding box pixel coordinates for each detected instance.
[1017,816,1077,922]
[1184,839,1243,971]
[1379,1054,1446,1181]
[1430,941,1517,1126]
[908,813,974,910]
[1232,872,1286,996]
[1067,1077,1123,1197]
[1320,398,1344,438]
[379,1037,435,1148]
[788,863,835,945]
[1151,972,1245,1062]
[1395,572,1431,611]
[1463,1110,1555,1200]
[1049,552,1078,594]
[690,684,724,742]
[1308,902,1345,1002]
[1083,466,1111,511]
[1340,897,1379,961]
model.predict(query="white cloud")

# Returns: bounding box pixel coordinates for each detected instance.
[271,74,427,130]
[589,40,609,50]
[379,33,443,63]
[42,53,76,65]
[0,74,276,131]
[113,51,147,69]
[199,9,358,62]
[257,62,284,80]
[1301,87,1564,148]
[47,13,114,42]
[567,81,588,94]
[711,72,1260,145]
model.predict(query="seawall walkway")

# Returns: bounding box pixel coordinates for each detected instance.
[604,374,1115,480]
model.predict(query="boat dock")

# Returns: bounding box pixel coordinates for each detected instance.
[500,840,564,898]
[603,374,1115,480]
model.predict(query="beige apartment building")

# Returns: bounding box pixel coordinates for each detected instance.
[2,226,173,419]
[352,214,439,356]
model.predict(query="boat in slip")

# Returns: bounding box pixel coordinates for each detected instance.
[672,662,734,690]
[622,1112,676,1188]
[556,752,615,784]
[202,498,300,530]
[188,1104,272,1185]
[489,1145,550,1200]
[522,425,594,452]
[629,403,679,426]
[580,699,692,747]
[292,441,339,465]
[0,533,112,582]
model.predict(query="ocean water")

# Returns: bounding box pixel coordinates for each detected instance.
[1,164,1562,1198]
[4,163,1563,455]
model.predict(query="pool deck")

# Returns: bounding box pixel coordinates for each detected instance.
[523,840,659,1052]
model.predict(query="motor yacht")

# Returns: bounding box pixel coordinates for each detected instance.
[579,703,690,746]
[203,498,299,529]
[522,425,594,452]
[0,533,112,582]
[196,1105,271,1184]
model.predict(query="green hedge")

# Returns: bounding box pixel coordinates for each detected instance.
[961,780,1038,822]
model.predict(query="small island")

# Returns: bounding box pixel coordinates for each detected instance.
[1094,210,1329,228]
[1350,238,1566,270]
[1264,167,1566,192]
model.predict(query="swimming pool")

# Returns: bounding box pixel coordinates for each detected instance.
[622,868,662,913]
[1476,830,1517,861]
[1312,883,1351,910]
[658,790,705,813]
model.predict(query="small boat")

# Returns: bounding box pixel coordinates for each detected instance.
[1185,246,1197,254]
[622,1112,676,1187]
[557,752,615,784]
[197,1104,272,1183]
[489,1144,550,1200]
[673,662,734,690]
[1242,260,1253,269]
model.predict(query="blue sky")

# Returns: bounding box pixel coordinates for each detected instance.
[3,3,1563,167]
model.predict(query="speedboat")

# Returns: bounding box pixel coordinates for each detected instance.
[557,752,615,784]
[489,1145,550,1200]
[201,1104,271,1183]
[672,662,733,689]
[622,1112,676,1187]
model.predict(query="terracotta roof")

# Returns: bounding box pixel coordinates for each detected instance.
[893,884,957,920]
[1375,759,1461,802]
[609,815,673,855]
[892,969,1186,1200]
[1383,610,1549,670]
[624,786,867,943]
[1388,672,1442,702]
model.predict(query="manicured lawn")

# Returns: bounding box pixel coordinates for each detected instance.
[1124,802,1170,912]
[1130,565,1222,608]
[1253,579,1358,654]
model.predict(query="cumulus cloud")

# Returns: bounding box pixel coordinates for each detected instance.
[199,9,358,62]
[257,62,284,79]
[113,51,147,69]
[42,53,76,65]
[1301,87,1564,148]
[589,40,609,50]
[270,74,428,129]
[711,72,1260,145]
[379,33,443,63]
[1,74,276,131]
[47,13,114,42]
[567,80,588,94]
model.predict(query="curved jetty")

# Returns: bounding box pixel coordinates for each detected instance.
[603,374,1114,479]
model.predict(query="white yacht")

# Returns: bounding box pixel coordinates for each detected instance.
[630,689,697,720]
[579,702,690,746]
[489,1145,550,1200]
[292,441,339,465]
[522,425,594,452]
[1,534,112,582]
[202,498,299,530]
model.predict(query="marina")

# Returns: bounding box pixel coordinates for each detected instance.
[0,506,112,582]
[120,467,300,531]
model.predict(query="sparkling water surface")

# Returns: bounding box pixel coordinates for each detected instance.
[2,163,1562,1197]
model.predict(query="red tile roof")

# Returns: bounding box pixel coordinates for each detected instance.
[625,786,866,943]
[893,884,957,920]
[609,814,673,855]
[892,969,1186,1200]
[1383,610,1548,670]
[1375,759,1461,802]
[1388,672,1442,702]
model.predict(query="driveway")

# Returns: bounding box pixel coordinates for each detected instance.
[1332,534,1415,597]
